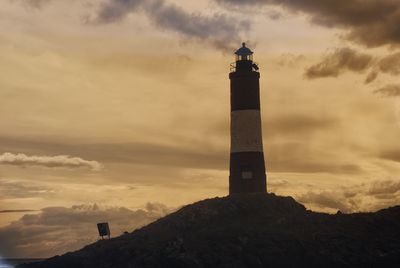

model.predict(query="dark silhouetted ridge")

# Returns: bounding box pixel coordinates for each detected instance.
[18,193,400,267]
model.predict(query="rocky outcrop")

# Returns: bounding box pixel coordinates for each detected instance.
[19,193,400,267]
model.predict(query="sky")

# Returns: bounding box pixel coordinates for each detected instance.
[1,0,400,258]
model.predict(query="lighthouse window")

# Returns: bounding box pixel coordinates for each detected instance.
[242,171,253,179]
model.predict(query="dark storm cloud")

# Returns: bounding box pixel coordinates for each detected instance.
[0,203,173,258]
[147,2,250,51]
[95,0,145,23]
[374,84,400,97]
[305,49,400,84]
[305,47,373,79]
[216,0,400,48]
[299,49,400,98]
[94,0,250,51]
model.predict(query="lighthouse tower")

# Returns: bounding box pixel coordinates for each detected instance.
[229,43,267,195]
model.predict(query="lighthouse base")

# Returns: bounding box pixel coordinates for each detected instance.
[229,152,267,195]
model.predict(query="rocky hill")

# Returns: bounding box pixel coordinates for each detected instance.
[18,193,400,267]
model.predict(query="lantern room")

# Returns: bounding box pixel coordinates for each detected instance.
[231,42,258,73]
[235,42,253,61]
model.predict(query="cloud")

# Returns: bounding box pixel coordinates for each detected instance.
[305,49,400,84]
[214,113,338,140]
[276,53,305,68]
[365,70,378,84]
[0,179,55,199]
[367,53,400,83]
[305,47,373,79]
[0,117,357,176]
[378,53,400,75]
[296,179,400,213]
[95,0,144,23]
[0,152,102,171]
[380,148,400,162]
[0,137,226,171]
[260,115,362,174]
[0,203,173,258]
[216,0,400,48]
[265,142,361,174]
[93,0,250,51]
[374,84,400,97]
[0,209,37,213]
[368,180,400,196]
[265,114,338,137]
[297,191,356,213]
[62,142,226,171]
[267,178,289,193]
[22,0,52,9]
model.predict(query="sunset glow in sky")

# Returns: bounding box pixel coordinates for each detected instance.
[1,0,400,258]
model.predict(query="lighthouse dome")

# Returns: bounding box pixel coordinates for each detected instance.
[235,42,253,56]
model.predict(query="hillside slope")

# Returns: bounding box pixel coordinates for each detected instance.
[19,194,400,267]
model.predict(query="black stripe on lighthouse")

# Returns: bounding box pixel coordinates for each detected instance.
[228,43,267,195]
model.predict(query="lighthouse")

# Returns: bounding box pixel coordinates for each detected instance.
[229,43,267,195]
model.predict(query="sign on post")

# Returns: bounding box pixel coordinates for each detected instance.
[97,222,110,239]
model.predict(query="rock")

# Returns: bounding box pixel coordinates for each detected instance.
[18,193,400,268]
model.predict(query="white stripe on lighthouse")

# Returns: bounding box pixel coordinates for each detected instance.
[231,110,263,153]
